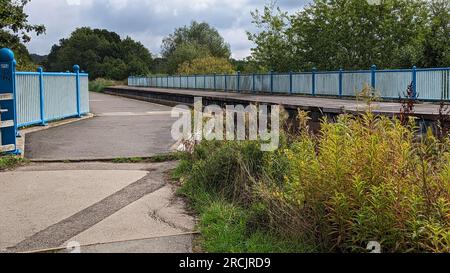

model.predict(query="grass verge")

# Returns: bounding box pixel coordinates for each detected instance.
[111,152,183,164]
[174,151,311,253]
[0,155,26,171]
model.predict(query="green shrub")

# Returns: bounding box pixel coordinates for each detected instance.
[181,140,265,204]
[177,110,450,253]
[89,78,121,92]
[256,113,450,253]
[0,156,25,171]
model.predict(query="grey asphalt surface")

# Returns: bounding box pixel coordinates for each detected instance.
[25,92,177,161]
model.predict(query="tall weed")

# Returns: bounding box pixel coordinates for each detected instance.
[177,105,450,253]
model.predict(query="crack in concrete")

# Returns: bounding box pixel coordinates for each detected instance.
[147,203,192,233]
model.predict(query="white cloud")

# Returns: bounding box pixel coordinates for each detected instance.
[25,0,311,59]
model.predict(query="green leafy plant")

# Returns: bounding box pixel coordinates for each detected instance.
[89,78,122,92]
[0,156,26,171]
[176,106,450,253]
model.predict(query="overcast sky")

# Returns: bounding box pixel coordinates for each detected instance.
[24,0,311,59]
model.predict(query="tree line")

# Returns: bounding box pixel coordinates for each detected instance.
[248,0,449,72]
[1,0,449,80]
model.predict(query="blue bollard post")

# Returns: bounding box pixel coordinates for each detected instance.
[37,67,47,126]
[312,67,317,96]
[73,65,81,118]
[339,68,343,98]
[412,66,417,99]
[371,64,377,90]
[0,48,20,154]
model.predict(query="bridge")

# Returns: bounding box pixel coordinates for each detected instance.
[105,85,445,122]
[114,67,450,124]
[1,46,449,253]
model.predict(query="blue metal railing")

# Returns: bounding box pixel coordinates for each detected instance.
[15,67,90,128]
[128,66,450,101]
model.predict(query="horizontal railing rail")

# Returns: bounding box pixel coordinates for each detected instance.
[128,66,450,101]
[15,66,90,128]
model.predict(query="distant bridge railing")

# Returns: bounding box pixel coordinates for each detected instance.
[15,66,89,128]
[128,66,450,101]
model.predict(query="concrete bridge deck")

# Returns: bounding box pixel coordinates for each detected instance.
[105,86,445,120]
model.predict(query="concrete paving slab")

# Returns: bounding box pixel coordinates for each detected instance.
[2,161,195,253]
[0,170,148,251]
[64,185,196,248]
[57,234,194,253]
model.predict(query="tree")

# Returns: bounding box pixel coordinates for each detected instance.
[231,58,263,73]
[177,56,235,75]
[0,31,35,71]
[422,0,450,67]
[293,0,428,70]
[248,0,447,71]
[247,4,296,72]
[165,42,211,74]
[0,0,45,43]
[0,0,45,70]
[161,21,231,74]
[45,28,153,80]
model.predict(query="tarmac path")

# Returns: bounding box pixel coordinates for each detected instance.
[25,92,178,161]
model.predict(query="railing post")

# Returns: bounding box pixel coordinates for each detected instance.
[179,75,182,89]
[371,64,377,90]
[412,66,417,99]
[225,74,227,92]
[204,75,206,90]
[312,67,317,96]
[289,71,293,95]
[37,67,47,125]
[270,70,274,94]
[213,73,216,91]
[339,68,343,98]
[237,71,241,93]
[194,74,197,89]
[252,73,256,93]
[73,65,81,117]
